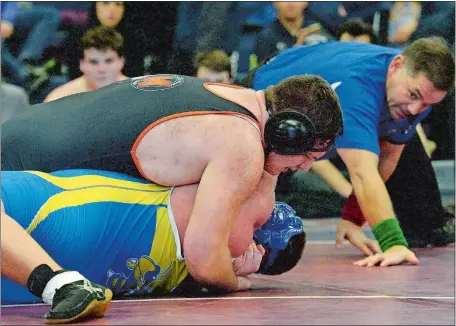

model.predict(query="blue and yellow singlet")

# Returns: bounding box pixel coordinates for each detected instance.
[1,169,188,304]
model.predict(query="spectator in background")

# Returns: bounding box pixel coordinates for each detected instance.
[411,2,455,46]
[305,2,348,36]
[194,49,233,84]
[64,2,147,80]
[168,2,251,76]
[1,1,60,90]
[1,82,29,123]
[44,27,127,103]
[168,2,270,78]
[388,1,422,48]
[307,2,393,44]
[253,1,332,63]
[336,18,377,44]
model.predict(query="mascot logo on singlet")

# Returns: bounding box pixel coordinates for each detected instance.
[131,74,184,91]
[105,255,173,296]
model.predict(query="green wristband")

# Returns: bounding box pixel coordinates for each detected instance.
[372,218,408,252]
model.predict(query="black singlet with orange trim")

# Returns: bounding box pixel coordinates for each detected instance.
[1,75,259,178]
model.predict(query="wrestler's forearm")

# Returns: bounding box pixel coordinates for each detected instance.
[184,197,249,292]
[184,243,239,292]
[1,212,61,285]
[183,194,247,292]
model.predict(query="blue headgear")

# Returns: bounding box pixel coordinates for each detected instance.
[253,202,306,275]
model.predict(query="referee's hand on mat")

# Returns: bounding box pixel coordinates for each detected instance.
[336,219,381,256]
[353,245,419,267]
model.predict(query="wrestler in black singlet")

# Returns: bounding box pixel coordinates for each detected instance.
[2,75,259,178]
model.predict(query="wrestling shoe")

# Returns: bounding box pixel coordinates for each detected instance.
[406,213,455,248]
[427,217,455,247]
[44,279,113,324]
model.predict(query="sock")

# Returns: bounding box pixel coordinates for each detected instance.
[27,264,58,299]
[27,264,86,305]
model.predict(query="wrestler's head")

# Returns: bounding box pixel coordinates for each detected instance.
[79,26,125,89]
[194,49,233,84]
[386,37,454,121]
[254,202,306,275]
[262,75,343,175]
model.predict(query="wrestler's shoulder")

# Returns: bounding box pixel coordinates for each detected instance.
[44,78,86,103]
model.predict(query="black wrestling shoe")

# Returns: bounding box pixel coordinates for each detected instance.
[406,215,455,248]
[427,218,455,247]
[44,279,112,324]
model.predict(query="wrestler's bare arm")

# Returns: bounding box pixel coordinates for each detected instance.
[229,170,277,247]
[183,131,265,292]
[229,171,276,278]
[244,170,278,220]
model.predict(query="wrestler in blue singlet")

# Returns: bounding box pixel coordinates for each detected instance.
[251,41,431,159]
[1,170,188,304]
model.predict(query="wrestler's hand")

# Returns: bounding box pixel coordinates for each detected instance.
[233,241,265,277]
[336,220,381,256]
[353,245,419,267]
[235,276,251,291]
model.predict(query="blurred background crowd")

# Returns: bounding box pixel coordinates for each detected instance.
[1,1,454,219]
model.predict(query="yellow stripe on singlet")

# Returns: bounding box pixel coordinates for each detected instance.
[26,175,171,234]
[26,171,169,192]
[148,205,189,293]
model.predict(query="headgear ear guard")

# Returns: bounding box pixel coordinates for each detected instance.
[264,109,317,155]
[253,202,306,275]
[264,99,339,155]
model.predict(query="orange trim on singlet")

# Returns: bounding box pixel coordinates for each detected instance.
[203,81,265,137]
[130,111,262,181]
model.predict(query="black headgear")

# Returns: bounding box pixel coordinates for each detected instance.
[264,100,336,155]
